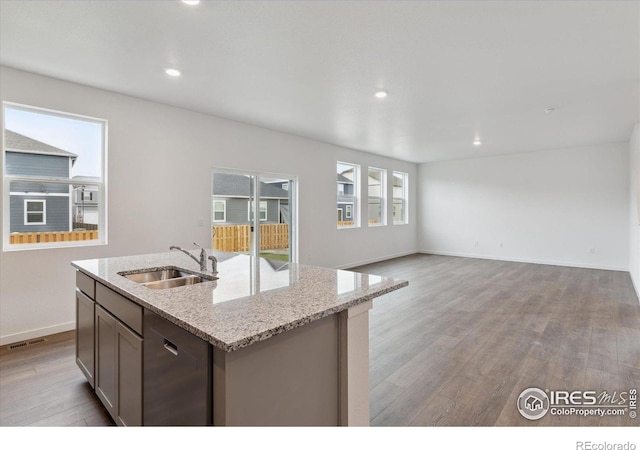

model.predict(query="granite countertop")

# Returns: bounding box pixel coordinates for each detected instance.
[71,250,408,352]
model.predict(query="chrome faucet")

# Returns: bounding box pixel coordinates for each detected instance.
[169,242,217,274]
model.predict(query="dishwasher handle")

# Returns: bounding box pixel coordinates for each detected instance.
[163,339,178,356]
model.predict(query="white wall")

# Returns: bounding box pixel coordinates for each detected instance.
[629,123,640,297]
[418,143,630,271]
[0,66,417,344]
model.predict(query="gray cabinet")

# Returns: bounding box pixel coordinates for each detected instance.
[94,304,143,426]
[115,321,142,426]
[76,287,95,387]
[76,271,144,427]
[95,305,117,418]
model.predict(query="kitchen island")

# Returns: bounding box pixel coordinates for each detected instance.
[72,250,408,426]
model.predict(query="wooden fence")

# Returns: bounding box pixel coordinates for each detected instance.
[72,222,99,231]
[10,230,98,245]
[213,223,289,252]
[337,220,380,227]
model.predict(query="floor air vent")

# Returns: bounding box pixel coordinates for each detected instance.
[8,337,47,351]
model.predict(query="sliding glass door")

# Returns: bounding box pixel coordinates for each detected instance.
[211,169,297,264]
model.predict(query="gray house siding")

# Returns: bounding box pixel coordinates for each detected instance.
[6,152,70,178]
[10,195,69,233]
[214,197,284,224]
[5,132,77,235]
[337,202,354,221]
[225,198,251,224]
[10,180,69,195]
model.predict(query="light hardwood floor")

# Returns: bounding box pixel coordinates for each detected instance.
[1,254,638,426]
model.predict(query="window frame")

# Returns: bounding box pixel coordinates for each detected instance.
[248,200,268,222]
[337,161,360,229]
[392,171,409,225]
[3,102,108,250]
[212,199,226,223]
[367,166,387,226]
[24,199,46,225]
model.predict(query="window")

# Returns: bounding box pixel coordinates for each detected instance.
[24,199,46,225]
[212,200,226,222]
[368,167,386,226]
[393,171,408,224]
[337,161,360,228]
[249,200,268,222]
[3,103,107,249]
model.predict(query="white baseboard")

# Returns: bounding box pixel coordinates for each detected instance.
[0,321,75,346]
[418,249,629,272]
[337,250,417,270]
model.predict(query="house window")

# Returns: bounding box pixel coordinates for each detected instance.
[24,199,46,225]
[393,171,408,225]
[213,200,226,222]
[3,102,107,249]
[337,161,360,228]
[249,201,268,222]
[368,167,386,226]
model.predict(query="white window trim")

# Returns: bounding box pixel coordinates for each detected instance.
[212,199,226,222]
[24,199,46,225]
[393,171,409,225]
[3,102,108,250]
[248,200,268,222]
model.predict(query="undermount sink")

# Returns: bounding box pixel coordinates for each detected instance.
[143,276,210,290]
[118,266,217,289]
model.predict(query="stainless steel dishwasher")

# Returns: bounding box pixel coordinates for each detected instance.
[143,309,213,425]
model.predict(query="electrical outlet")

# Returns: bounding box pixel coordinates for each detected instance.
[474,241,479,247]
[499,242,503,248]
[198,217,205,227]
[589,248,595,254]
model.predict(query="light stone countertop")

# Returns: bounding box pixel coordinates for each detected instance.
[71,250,408,352]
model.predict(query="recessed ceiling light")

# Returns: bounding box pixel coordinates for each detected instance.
[165,68,181,77]
[473,138,482,146]
[374,90,388,99]
[182,0,200,5]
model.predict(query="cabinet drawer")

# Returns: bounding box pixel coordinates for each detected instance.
[76,271,96,299]
[96,283,143,335]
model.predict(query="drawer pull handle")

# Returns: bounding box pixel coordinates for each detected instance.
[163,340,178,356]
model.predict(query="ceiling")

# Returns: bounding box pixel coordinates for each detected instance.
[0,0,638,163]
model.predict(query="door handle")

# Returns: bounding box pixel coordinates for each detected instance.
[163,339,178,356]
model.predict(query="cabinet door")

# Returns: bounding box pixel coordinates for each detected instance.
[116,322,143,426]
[76,289,95,387]
[95,305,117,421]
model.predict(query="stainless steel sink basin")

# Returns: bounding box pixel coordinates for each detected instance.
[121,268,191,283]
[118,266,217,289]
[143,276,210,290]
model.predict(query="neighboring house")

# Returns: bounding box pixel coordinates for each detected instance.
[72,184,99,228]
[212,173,289,225]
[337,170,355,222]
[5,130,77,233]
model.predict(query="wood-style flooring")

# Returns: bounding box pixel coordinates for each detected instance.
[355,254,640,426]
[1,254,638,426]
